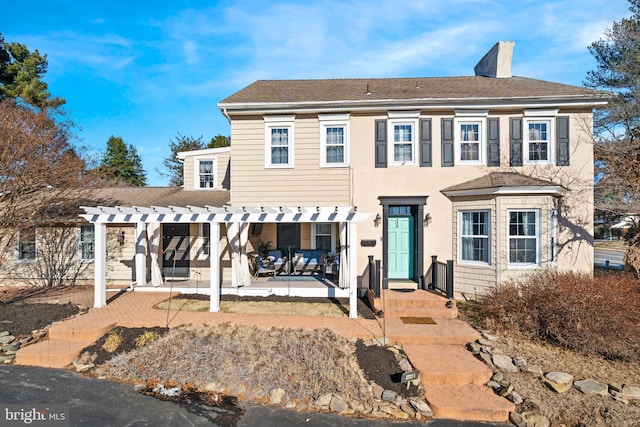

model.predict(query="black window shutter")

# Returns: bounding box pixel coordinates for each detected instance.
[375,119,387,168]
[556,116,570,166]
[487,117,500,167]
[441,118,454,167]
[509,117,523,166]
[419,118,432,167]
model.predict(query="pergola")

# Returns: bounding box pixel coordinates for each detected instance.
[80,205,371,318]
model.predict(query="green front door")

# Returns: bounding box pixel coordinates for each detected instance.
[388,216,413,279]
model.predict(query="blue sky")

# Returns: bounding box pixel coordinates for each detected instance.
[1,0,631,186]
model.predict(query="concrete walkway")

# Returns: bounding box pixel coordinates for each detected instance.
[14,287,513,422]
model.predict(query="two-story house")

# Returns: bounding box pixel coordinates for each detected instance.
[216,41,605,299]
[78,42,606,316]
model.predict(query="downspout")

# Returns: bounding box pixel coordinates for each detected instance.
[221,107,231,124]
[496,197,501,287]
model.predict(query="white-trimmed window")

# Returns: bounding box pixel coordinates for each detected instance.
[459,211,490,264]
[523,109,557,164]
[18,228,36,260]
[455,110,487,164]
[388,111,419,165]
[508,210,540,266]
[312,223,335,253]
[79,225,94,261]
[264,115,295,168]
[320,114,349,167]
[195,158,217,189]
[200,223,210,257]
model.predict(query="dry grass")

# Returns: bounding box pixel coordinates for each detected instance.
[98,323,371,405]
[154,297,349,317]
[101,332,123,353]
[458,270,640,427]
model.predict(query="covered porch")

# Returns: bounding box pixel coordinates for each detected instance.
[81,205,370,318]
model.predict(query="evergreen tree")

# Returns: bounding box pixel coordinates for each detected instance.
[586,0,640,217]
[207,134,230,148]
[162,133,205,186]
[100,136,147,186]
[0,33,64,108]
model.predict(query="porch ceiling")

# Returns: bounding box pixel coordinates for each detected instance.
[80,205,372,224]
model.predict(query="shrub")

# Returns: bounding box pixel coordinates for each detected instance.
[102,332,123,353]
[135,331,159,348]
[477,270,640,361]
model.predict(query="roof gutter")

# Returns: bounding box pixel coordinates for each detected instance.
[218,95,609,116]
[442,185,567,198]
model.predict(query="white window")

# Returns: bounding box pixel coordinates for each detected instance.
[388,111,419,165]
[79,226,94,261]
[508,210,540,266]
[319,114,349,167]
[523,109,557,164]
[199,223,210,257]
[455,111,487,164]
[195,158,217,189]
[459,211,490,265]
[18,228,36,260]
[312,223,335,253]
[264,116,295,168]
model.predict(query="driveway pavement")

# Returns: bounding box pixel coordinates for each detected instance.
[0,366,510,427]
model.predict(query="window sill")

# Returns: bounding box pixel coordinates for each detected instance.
[320,163,349,168]
[264,164,295,169]
[507,263,540,270]
[458,261,492,268]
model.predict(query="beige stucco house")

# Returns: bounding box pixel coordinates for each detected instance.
[214,41,606,299]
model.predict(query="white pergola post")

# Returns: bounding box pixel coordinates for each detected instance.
[94,222,107,308]
[348,222,358,319]
[134,222,147,287]
[209,222,221,312]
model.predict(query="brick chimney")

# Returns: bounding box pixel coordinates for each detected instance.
[474,41,515,78]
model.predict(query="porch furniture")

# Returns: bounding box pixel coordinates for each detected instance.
[323,254,339,278]
[252,254,275,277]
[292,249,327,274]
[267,250,288,273]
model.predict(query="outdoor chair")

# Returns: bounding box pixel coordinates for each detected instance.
[253,254,275,277]
[267,250,287,273]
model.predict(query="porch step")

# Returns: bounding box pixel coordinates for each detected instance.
[384,307,458,319]
[15,338,98,368]
[384,318,480,346]
[425,384,515,422]
[371,289,457,319]
[403,344,492,385]
[15,317,116,368]
[48,319,116,342]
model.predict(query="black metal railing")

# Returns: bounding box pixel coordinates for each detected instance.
[368,255,382,298]
[429,255,454,300]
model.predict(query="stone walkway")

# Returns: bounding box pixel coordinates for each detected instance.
[14,287,513,422]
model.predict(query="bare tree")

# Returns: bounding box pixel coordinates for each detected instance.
[0,99,91,263]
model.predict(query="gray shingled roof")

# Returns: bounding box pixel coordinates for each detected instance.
[442,172,565,193]
[219,76,606,107]
[87,187,230,208]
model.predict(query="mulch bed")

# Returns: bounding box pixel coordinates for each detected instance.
[81,326,169,366]
[354,339,421,399]
[0,302,79,336]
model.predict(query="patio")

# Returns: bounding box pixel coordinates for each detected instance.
[131,270,347,298]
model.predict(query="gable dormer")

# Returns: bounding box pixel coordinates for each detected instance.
[177,147,231,190]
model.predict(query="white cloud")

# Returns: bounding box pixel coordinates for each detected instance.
[183,40,199,65]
